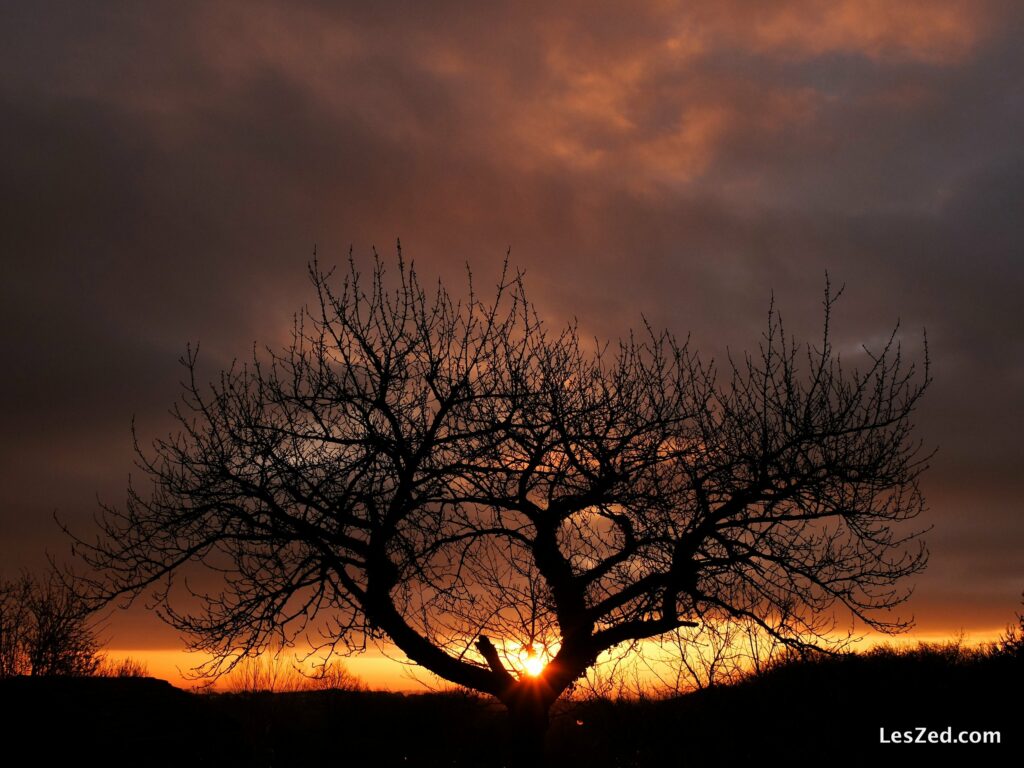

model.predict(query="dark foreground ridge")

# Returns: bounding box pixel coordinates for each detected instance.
[3,646,1018,767]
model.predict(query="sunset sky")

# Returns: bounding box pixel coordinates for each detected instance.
[1,1,1022,687]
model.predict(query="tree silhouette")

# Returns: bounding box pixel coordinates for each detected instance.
[73,253,931,756]
[997,592,1024,658]
[0,572,102,677]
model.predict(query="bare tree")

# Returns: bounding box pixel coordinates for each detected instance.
[222,646,365,693]
[0,572,103,677]
[996,593,1024,658]
[0,578,30,677]
[72,253,930,755]
[95,656,150,678]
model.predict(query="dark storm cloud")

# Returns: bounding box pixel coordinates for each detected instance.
[1,0,1021,644]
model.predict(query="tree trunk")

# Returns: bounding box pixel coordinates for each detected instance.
[503,679,554,767]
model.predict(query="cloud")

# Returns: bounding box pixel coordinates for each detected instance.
[0,0,1021,639]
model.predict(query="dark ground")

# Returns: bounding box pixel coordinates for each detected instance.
[2,646,1018,766]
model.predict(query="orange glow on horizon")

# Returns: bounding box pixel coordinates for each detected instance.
[107,626,1007,692]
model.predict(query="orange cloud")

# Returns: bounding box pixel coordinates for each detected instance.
[690,0,994,64]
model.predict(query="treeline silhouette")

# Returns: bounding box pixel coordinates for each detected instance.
[2,637,1018,766]
[0,571,149,678]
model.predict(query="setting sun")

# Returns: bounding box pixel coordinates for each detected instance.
[519,645,548,677]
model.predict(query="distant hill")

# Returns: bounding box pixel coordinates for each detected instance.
[2,644,1017,766]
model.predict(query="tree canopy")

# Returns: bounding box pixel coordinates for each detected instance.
[74,253,930,741]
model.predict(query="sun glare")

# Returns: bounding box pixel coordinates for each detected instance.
[519,645,547,677]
